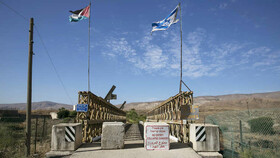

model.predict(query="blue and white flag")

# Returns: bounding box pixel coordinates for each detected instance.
[151,5,179,34]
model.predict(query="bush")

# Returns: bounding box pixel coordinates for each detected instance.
[248,117,274,135]
[126,109,146,123]
[0,117,25,122]
[139,114,146,122]
[57,107,70,119]
[62,117,73,123]
[239,148,253,158]
[69,111,77,117]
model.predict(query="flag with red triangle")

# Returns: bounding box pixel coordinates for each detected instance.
[69,5,90,22]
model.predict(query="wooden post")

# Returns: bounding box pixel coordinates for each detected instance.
[34,117,38,154]
[246,101,251,117]
[41,116,46,143]
[26,17,34,157]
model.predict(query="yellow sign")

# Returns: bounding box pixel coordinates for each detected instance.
[188,105,199,120]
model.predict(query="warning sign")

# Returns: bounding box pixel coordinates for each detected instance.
[145,125,169,150]
[188,105,199,120]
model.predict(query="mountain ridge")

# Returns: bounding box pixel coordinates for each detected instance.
[0,91,279,111]
[0,101,72,110]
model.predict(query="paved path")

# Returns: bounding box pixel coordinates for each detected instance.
[70,140,201,158]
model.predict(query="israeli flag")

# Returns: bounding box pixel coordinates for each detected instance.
[151,5,179,34]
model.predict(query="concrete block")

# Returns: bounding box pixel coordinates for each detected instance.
[45,151,73,158]
[144,122,169,150]
[49,112,58,119]
[198,152,223,158]
[189,124,220,152]
[51,123,82,151]
[101,122,125,149]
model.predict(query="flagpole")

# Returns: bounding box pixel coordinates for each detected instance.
[179,2,183,93]
[88,2,91,103]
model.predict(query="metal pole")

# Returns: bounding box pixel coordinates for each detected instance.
[88,2,91,93]
[87,2,91,106]
[26,17,34,157]
[179,3,183,93]
[34,117,38,154]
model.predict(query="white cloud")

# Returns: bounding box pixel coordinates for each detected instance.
[137,46,168,71]
[102,28,280,78]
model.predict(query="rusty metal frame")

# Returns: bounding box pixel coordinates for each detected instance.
[76,91,126,142]
[147,91,193,143]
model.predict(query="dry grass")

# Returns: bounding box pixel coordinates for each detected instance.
[0,117,70,158]
[206,108,280,158]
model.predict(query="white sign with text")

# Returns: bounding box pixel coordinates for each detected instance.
[145,125,169,150]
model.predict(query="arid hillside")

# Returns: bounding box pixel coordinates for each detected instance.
[0,101,72,110]
[120,91,280,115]
[1,91,279,115]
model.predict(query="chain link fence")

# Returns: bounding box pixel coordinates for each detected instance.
[205,108,280,158]
[0,116,64,158]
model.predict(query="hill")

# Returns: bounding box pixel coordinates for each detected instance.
[0,101,72,110]
[1,91,279,114]
[121,91,280,113]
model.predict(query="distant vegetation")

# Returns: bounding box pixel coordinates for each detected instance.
[57,107,77,119]
[126,109,146,123]
[57,107,70,118]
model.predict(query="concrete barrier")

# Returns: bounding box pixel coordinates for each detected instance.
[189,124,220,152]
[101,122,125,149]
[51,123,82,151]
[49,112,58,119]
[144,122,170,150]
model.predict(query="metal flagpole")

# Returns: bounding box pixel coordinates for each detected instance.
[88,2,91,104]
[179,2,183,93]
[88,2,91,93]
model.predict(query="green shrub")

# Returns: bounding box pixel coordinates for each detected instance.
[69,111,77,117]
[57,107,70,119]
[248,117,274,135]
[126,109,146,123]
[139,114,146,122]
[62,117,72,123]
[239,148,253,158]
[0,117,24,122]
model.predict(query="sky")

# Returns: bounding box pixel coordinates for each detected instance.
[0,0,280,105]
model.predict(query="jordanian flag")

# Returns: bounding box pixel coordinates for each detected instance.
[69,5,90,22]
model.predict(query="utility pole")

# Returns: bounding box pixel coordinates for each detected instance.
[26,17,34,157]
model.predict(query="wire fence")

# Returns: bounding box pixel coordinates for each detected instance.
[0,116,66,158]
[205,108,280,158]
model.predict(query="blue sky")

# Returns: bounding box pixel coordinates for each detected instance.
[0,0,280,105]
